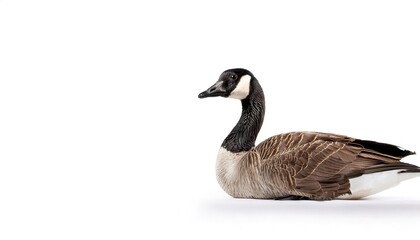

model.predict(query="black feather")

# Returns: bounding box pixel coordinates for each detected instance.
[353,139,415,158]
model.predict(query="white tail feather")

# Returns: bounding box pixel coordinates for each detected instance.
[338,170,420,200]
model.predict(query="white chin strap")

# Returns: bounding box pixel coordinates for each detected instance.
[229,75,251,100]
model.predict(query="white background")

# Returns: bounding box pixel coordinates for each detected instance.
[1,0,420,239]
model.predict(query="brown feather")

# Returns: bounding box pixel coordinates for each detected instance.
[251,132,416,200]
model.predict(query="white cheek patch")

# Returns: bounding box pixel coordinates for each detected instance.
[229,75,251,100]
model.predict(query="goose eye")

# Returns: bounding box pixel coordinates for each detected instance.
[230,74,237,80]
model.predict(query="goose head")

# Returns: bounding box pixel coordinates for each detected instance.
[198,68,254,100]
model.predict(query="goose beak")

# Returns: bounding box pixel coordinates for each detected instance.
[198,81,226,98]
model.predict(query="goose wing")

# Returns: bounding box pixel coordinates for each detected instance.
[256,132,416,200]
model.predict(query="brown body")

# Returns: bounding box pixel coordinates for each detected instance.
[216,132,417,200]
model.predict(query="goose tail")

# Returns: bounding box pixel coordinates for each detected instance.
[398,165,420,181]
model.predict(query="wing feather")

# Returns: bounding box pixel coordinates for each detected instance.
[255,132,412,200]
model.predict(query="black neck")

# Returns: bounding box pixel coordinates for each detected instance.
[222,79,265,153]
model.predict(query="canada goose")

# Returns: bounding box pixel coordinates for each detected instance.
[198,68,420,200]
